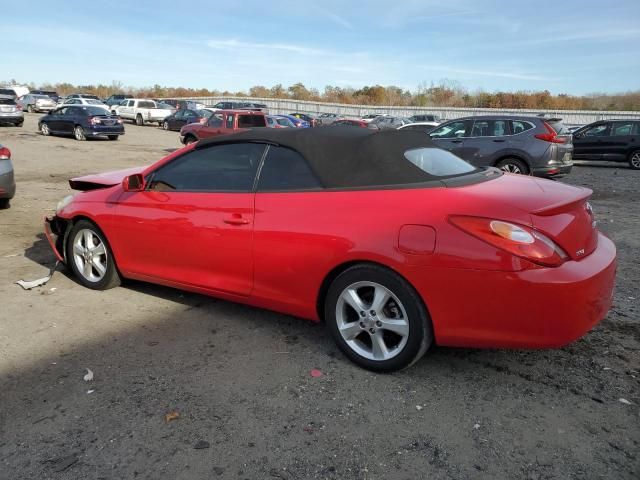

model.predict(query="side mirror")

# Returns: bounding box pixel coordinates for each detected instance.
[123,173,145,192]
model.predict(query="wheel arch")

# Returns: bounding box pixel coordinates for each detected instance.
[316,260,432,331]
[63,215,121,273]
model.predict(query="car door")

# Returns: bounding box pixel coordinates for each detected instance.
[253,145,326,316]
[573,122,611,160]
[169,110,184,130]
[112,142,265,295]
[47,107,66,132]
[462,119,510,167]
[429,120,469,159]
[607,121,636,162]
[182,109,199,127]
[61,107,81,134]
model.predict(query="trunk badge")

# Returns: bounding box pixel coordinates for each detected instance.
[576,248,585,256]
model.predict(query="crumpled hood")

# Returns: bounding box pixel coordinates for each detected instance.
[69,167,145,191]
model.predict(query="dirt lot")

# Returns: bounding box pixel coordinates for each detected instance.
[0,114,638,479]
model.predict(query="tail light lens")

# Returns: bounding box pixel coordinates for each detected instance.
[89,117,101,125]
[449,216,568,267]
[199,118,206,124]
[117,117,123,124]
[15,104,22,111]
[0,146,11,160]
[535,122,567,144]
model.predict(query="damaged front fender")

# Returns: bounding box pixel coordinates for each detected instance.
[44,215,70,263]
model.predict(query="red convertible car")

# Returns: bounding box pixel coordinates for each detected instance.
[45,127,616,372]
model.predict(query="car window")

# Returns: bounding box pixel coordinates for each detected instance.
[226,114,234,129]
[257,146,322,191]
[208,113,223,127]
[471,120,508,137]
[238,115,266,128]
[148,143,266,192]
[405,148,476,177]
[55,107,67,115]
[0,98,16,105]
[583,124,610,137]
[635,122,640,135]
[138,100,156,108]
[127,100,134,107]
[84,106,108,116]
[64,107,80,116]
[611,122,634,136]
[430,121,467,138]
[511,120,535,134]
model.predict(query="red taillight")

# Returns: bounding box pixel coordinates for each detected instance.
[15,104,22,111]
[117,117,123,124]
[449,216,568,267]
[89,116,101,125]
[535,122,567,144]
[0,146,11,160]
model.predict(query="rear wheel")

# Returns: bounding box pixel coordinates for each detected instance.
[27,105,34,113]
[629,150,640,170]
[163,121,169,130]
[136,114,144,126]
[66,220,121,290]
[74,125,86,141]
[107,135,118,141]
[40,122,50,136]
[496,157,529,175]
[0,198,10,209]
[16,122,23,128]
[324,264,433,372]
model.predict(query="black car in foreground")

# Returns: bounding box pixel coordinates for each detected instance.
[428,115,573,177]
[162,109,212,131]
[572,119,640,169]
[38,106,125,141]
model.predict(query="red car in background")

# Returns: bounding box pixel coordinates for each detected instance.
[179,109,266,144]
[333,119,369,128]
[45,128,616,372]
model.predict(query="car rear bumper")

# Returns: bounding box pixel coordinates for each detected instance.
[87,126,125,136]
[0,113,23,124]
[0,170,16,199]
[532,162,573,177]
[408,232,616,349]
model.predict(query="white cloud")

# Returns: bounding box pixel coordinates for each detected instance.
[206,39,326,56]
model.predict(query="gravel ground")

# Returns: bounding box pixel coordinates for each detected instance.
[0,114,638,479]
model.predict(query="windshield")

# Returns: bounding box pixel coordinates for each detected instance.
[404,148,476,177]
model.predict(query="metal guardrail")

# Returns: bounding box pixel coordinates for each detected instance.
[166,96,640,126]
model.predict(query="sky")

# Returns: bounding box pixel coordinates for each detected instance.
[1,0,639,95]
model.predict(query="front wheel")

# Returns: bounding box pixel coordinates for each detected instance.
[496,157,529,175]
[325,264,433,372]
[107,135,118,141]
[66,220,121,290]
[184,135,197,145]
[40,122,50,136]
[162,121,169,130]
[136,114,144,126]
[629,150,640,170]
[74,125,86,141]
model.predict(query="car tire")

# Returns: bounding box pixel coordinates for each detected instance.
[628,150,640,170]
[496,157,529,175]
[27,105,34,113]
[0,198,10,209]
[324,263,433,372]
[40,122,50,136]
[184,135,197,145]
[65,220,121,290]
[163,121,169,130]
[136,114,144,126]
[16,122,23,128]
[74,125,86,141]
[107,135,119,141]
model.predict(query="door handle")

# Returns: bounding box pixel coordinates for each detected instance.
[493,139,506,143]
[451,139,463,144]
[223,215,250,225]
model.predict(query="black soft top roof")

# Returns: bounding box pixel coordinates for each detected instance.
[196,126,442,188]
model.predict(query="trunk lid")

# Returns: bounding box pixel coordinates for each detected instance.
[69,167,144,191]
[456,173,597,260]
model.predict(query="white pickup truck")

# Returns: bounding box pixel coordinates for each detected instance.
[113,99,174,126]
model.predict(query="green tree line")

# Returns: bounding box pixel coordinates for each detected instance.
[4,79,640,111]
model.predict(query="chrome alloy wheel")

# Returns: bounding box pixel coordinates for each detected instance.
[499,163,522,174]
[74,126,86,141]
[40,123,50,135]
[335,281,410,361]
[631,152,640,169]
[72,228,108,282]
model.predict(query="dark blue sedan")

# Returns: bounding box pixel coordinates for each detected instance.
[38,105,125,141]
